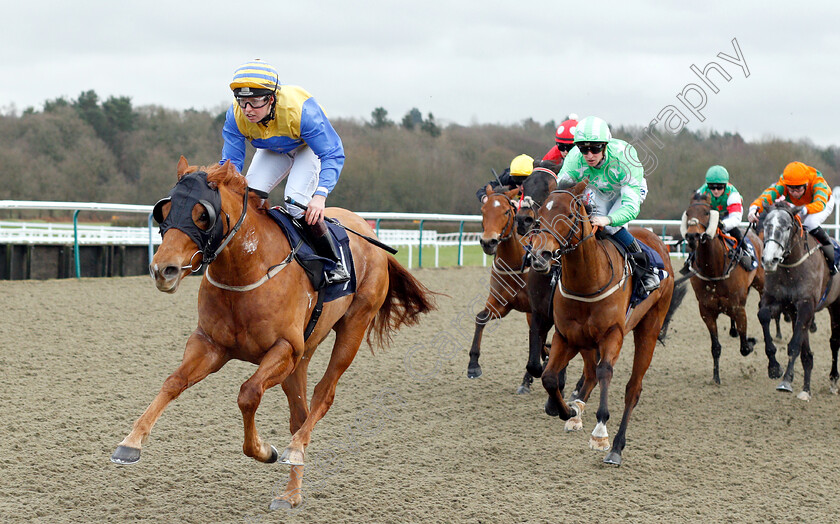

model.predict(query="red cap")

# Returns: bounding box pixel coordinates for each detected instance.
[554,117,578,144]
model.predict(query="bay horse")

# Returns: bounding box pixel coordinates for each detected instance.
[111,157,436,510]
[529,182,683,466]
[468,186,539,393]
[681,192,770,384]
[757,202,840,400]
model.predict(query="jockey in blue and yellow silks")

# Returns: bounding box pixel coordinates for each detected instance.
[220,59,349,284]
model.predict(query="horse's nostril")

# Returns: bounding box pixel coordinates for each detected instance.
[161,265,181,280]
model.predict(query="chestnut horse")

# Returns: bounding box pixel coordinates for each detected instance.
[758,202,840,400]
[469,185,549,393]
[111,157,436,510]
[529,183,682,466]
[681,192,770,384]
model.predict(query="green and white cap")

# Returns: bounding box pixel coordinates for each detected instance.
[574,116,612,144]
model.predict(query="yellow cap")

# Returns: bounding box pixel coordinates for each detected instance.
[510,154,535,177]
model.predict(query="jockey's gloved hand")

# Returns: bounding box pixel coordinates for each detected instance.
[748,206,759,223]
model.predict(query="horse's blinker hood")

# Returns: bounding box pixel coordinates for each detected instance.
[153,171,227,265]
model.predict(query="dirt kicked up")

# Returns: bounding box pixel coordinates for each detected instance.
[1,266,839,523]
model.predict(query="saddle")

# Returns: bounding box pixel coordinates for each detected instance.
[721,231,758,270]
[267,208,356,298]
[603,235,667,307]
[267,208,357,340]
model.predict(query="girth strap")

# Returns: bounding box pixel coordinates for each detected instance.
[304,290,325,341]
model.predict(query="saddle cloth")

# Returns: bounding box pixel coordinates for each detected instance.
[722,232,759,270]
[630,240,669,307]
[603,235,668,307]
[267,208,356,302]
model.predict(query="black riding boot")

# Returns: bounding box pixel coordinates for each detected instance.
[727,227,753,270]
[306,220,351,284]
[627,240,660,292]
[810,226,837,276]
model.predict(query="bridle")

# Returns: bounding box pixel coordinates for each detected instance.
[483,193,517,242]
[532,189,596,260]
[532,189,626,300]
[766,206,814,267]
[683,200,736,279]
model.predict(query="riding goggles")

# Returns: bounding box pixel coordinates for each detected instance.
[556,143,574,153]
[577,143,605,155]
[236,95,272,109]
[707,183,726,191]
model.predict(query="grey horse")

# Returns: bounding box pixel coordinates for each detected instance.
[757,202,840,400]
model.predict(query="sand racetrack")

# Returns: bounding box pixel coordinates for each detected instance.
[1,265,839,523]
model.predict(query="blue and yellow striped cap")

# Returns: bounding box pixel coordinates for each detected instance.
[229,60,280,95]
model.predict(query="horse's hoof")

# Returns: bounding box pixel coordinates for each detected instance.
[111,445,141,465]
[266,445,279,464]
[589,436,610,451]
[796,391,812,402]
[741,338,756,356]
[830,379,839,395]
[564,417,583,432]
[279,447,305,466]
[603,450,622,466]
[269,498,293,510]
[544,398,560,417]
[776,381,793,393]
[515,384,530,395]
[467,366,482,379]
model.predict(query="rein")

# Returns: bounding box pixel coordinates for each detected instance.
[201,189,296,292]
[778,243,821,268]
[205,240,302,292]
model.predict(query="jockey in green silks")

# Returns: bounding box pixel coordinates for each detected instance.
[556,116,659,292]
[681,165,754,274]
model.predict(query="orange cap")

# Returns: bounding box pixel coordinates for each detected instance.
[781,161,815,186]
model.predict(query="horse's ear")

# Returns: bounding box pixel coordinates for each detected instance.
[176,156,190,179]
[504,187,520,199]
[485,184,493,196]
[222,160,240,179]
[572,180,588,195]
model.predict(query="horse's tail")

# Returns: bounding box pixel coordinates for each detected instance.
[367,255,439,349]
[658,279,688,344]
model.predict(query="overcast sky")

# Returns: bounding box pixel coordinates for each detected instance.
[3,1,838,147]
